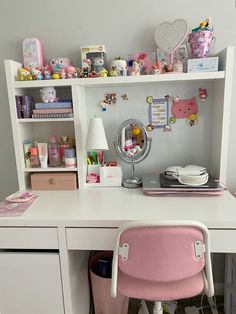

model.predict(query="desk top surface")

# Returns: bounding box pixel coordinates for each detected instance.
[0,188,236,229]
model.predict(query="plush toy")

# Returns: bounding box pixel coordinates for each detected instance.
[40,87,57,103]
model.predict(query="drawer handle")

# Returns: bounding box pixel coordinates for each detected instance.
[49,178,55,185]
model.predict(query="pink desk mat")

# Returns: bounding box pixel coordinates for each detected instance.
[0,195,39,217]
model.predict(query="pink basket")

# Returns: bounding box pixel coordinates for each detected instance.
[188,31,215,58]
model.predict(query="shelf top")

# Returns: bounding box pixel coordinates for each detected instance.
[13,71,225,89]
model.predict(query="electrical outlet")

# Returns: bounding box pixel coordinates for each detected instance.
[185,306,200,314]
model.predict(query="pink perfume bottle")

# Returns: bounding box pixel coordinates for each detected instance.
[48,135,61,167]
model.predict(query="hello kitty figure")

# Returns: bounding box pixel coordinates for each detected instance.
[59,68,67,79]
[40,87,57,103]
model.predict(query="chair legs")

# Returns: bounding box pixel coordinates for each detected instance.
[138,300,149,314]
[138,300,163,314]
[153,301,163,314]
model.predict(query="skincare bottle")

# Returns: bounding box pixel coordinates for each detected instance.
[30,147,40,168]
[48,135,61,167]
[64,148,76,168]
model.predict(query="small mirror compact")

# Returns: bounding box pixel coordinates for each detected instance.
[114,119,152,188]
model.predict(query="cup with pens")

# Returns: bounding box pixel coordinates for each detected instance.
[86,151,103,183]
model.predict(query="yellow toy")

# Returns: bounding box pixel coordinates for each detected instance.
[100,68,108,77]
[52,73,60,79]
[17,68,33,81]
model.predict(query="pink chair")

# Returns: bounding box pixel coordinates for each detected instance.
[111,220,214,314]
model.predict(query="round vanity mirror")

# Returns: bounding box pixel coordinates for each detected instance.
[114,119,152,188]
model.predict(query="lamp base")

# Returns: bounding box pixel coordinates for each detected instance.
[122,176,142,188]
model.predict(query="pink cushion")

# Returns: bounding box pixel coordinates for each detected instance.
[118,270,204,301]
[119,227,204,282]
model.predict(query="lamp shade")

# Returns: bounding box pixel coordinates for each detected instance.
[86,117,108,151]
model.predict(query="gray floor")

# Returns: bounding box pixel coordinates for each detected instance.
[128,296,224,313]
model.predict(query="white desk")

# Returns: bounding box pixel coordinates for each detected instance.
[0,188,236,314]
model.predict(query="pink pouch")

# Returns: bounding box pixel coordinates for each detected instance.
[23,37,44,69]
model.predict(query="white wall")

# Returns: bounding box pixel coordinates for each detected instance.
[0,0,236,199]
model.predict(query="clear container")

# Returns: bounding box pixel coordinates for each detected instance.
[64,148,76,168]
[30,147,40,168]
[48,135,61,167]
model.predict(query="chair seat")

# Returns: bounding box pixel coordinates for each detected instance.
[118,271,204,301]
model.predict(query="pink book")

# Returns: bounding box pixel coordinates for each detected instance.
[33,108,73,113]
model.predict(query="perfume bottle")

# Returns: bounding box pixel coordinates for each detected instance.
[59,136,70,165]
[48,135,61,167]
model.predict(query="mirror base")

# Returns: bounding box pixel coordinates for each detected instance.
[122,177,142,188]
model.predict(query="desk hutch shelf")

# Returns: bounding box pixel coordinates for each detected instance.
[4,46,234,191]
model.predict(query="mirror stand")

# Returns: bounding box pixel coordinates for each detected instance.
[122,162,142,188]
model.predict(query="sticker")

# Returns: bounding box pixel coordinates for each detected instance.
[171,96,198,119]
[199,88,208,101]
[121,93,128,101]
[147,96,170,129]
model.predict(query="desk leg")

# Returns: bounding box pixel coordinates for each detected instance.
[58,227,90,314]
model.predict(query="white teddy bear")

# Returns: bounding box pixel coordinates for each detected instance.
[40,87,57,103]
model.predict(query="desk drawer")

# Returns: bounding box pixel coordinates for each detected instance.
[66,228,118,250]
[209,230,236,253]
[0,227,58,249]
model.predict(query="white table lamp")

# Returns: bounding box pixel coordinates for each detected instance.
[86,117,108,151]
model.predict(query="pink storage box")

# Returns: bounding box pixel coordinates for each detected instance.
[22,37,44,69]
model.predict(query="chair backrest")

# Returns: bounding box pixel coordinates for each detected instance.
[111,220,214,298]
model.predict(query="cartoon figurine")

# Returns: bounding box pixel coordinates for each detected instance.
[82,59,91,73]
[100,68,108,77]
[17,68,33,81]
[92,57,104,73]
[129,60,141,76]
[40,87,57,103]
[66,66,76,79]
[31,67,43,80]
[59,68,66,79]
[152,60,162,74]
[110,58,127,76]
[186,113,198,127]
[43,64,53,80]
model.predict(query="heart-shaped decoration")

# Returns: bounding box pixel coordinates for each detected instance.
[154,19,188,53]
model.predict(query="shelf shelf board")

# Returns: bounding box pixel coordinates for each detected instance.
[13,71,225,89]
[17,118,74,122]
[24,167,78,172]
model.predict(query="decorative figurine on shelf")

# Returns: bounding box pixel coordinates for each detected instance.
[50,58,71,69]
[152,59,162,74]
[59,68,66,79]
[91,57,105,74]
[66,66,76,79]
[82,67,89,78]
[43,64,52,80]
[40,87,57,103]
[82,59,92,73]
[100,68,108,77]
[129,60,141,76]
[110,57,127,77]
[17,68,33,81]
[52,72,60,79]
[31,67,43,80]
